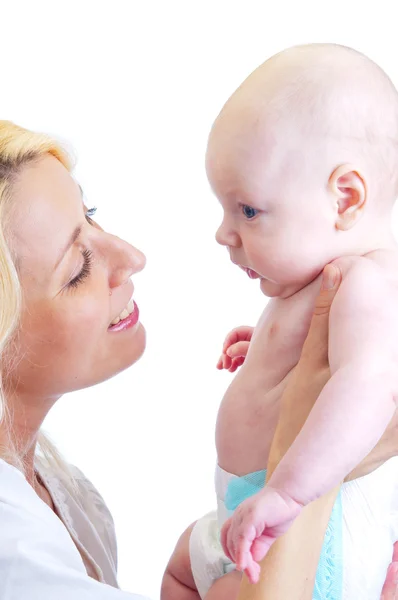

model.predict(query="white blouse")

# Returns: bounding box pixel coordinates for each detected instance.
[0,459,150,599]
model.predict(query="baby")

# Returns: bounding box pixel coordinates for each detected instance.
[164,44,398,600]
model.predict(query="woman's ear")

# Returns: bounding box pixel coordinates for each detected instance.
[328,164,367,231]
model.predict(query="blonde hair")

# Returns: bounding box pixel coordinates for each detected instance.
[0,120,78,489]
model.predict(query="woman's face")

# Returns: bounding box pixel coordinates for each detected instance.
[6,155,146,401]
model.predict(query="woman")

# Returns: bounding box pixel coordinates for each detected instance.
[0,120,396,600]
[0,120,146,599]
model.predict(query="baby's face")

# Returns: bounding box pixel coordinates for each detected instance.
[206,116,338,298]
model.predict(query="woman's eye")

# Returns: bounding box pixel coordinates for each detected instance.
[67,249,93,289]
[241,205,258,219]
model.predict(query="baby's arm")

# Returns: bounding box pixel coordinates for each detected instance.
[269,259,397,502]
[221,259,398,580]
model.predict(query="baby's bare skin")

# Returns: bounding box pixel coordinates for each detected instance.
[218,250,398,478]
[221,252,398,580]
[162,43,398,599]
[216,277,319,475]
[206,44,398,578]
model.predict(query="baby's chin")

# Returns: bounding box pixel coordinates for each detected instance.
[260,277,313,299]
[260,278,287,298]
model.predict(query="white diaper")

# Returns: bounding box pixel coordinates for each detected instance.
[190,459,398,599]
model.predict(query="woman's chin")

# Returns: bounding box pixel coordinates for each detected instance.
[123,322,146,367]
[100,322,147,383]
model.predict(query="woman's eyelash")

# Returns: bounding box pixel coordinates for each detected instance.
[68,249,93,289]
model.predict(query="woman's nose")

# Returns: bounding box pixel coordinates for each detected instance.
[107,235,146,289]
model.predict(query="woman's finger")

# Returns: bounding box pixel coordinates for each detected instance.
[312,264,342,316]
[300,264,342,365]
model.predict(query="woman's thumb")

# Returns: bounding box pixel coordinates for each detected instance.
[300,264,343,364]
[313,264,342,316]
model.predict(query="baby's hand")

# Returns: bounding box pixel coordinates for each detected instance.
[217,326,254,373]
[220,486,303,584]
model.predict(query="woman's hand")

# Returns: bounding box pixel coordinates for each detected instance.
[238,263,398,599]
[294,262,398,483]
[287,263,398,600]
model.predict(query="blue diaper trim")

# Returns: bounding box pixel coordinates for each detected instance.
[225,470,343,600]
[225,470,266,511]
[313,491,343,600]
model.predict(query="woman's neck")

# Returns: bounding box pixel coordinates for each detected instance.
[0,389,56,487]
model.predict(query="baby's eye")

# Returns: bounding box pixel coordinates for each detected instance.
[85,206,97,224]
[241,205,258,219]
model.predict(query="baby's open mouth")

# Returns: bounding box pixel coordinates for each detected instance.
[240,266,261,280]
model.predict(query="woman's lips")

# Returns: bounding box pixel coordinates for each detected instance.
[108,301,140,332]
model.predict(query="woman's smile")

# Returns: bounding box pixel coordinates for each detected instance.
[108,300,140,332]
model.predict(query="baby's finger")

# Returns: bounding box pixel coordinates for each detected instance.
[244,559,261,585]
[380,562,398,599]
[244,557,261,584]
[392,541,398,562]
[223,326,254,352]
[226,521,238,565]
[218,353,232,371]
[234,524,256,572]
[251,534,275,563]
[223,330,240,352]
[223,354,232,370]
[220,520,234,562]
[235,539,253,573]
[228,357,245,373]
[227,341,251,359]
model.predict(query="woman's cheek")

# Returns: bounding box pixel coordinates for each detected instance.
[59,301,106,349]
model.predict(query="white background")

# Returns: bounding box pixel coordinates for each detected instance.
[1,1,398,598]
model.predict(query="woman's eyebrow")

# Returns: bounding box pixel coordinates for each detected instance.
[53,184,85,272]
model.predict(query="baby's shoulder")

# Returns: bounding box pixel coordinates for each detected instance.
[366,249,398,286]
[330,252,398,345]
[332,250,398,291]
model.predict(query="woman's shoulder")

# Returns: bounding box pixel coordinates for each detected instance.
[69,465,118,547]
[0,459,148,598]
[39,461,119,578]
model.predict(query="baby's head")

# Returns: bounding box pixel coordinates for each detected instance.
[207,44,398,297]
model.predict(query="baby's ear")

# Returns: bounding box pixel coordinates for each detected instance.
[328,164,366,231]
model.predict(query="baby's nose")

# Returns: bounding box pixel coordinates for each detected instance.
[216,221,239,248]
